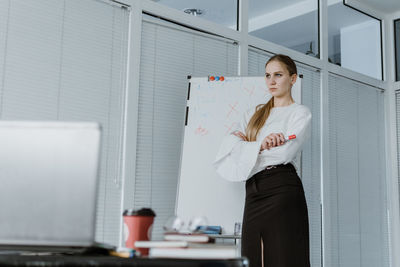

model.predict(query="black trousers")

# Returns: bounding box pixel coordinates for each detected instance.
[241,164,310,267]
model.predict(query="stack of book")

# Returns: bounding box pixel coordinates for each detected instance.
[135,232,239,259]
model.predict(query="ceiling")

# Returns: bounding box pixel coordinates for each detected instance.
[154,0,395,57]
[358,0,400,14]
[248,0,307,19]
[155,0,237,27]
[155,0,400,30]
[155,0,400,22]
[249,2,375,53]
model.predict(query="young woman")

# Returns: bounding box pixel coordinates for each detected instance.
[214,54,311,267]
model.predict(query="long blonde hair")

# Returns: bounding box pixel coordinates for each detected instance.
[245,54,297,141]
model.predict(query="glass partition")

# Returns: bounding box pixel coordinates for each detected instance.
[328,2,382,79]
[248,0,319,58]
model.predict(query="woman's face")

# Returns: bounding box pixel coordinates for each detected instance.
[265,60,297,98]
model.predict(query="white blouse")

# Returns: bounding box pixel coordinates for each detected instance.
[213,102,312,182]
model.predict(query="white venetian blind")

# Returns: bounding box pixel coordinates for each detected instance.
[328,74,389,267]
[133,16,238,239]
[0,0,129,246]
[396,90,400,235]
[248,47,322,267]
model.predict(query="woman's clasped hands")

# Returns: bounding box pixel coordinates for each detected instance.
[232,131,286,152]
[260,133,285,151]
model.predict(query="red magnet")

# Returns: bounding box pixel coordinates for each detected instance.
[209,76,215,81]
[220,76,225,81]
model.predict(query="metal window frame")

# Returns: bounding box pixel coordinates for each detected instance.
[394,19,400,82]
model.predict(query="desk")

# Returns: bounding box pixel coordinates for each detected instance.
[0,255,248,267]
[209,234,241,245]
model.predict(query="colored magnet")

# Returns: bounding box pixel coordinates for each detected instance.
[220,76,225,81]
[209,76,215,81]
[215,76,220,81]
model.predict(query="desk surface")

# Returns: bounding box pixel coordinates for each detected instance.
[0,255,248,267]
[209,234,241,239]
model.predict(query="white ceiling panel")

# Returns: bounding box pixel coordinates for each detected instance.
[353,0,400,14]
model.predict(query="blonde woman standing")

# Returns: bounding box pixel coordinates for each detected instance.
[214,54,311,267]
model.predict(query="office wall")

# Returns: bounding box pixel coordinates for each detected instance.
[0,0,129,246]
[397,91,400,221]
[327,74,389,267]
[131,16,239,240]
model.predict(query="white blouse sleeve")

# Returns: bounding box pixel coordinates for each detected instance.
[213,108,263,182]
[258,106,312,165]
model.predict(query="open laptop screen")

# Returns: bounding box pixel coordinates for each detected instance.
[0,122,101,248]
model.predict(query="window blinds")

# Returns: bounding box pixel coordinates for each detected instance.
[397,91,400,215]
[0,0,129,246]
[134,17,238,239]
[328,74,389,267]
[248,47,322,267]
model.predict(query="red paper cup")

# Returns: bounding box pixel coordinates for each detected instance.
[123,208,156,256]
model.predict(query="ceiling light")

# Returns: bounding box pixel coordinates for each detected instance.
[183,8,205,16]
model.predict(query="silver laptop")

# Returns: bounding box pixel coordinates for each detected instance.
[0,121,105,252]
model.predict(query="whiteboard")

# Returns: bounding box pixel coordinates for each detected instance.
[176,76,302,234]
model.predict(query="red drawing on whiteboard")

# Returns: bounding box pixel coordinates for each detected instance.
[195,125,209,136]
[244,86,255,96]
[226,102,238,118]
[224,122,238,135]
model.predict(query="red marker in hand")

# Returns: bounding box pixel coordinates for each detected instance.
[285,134,296,142]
